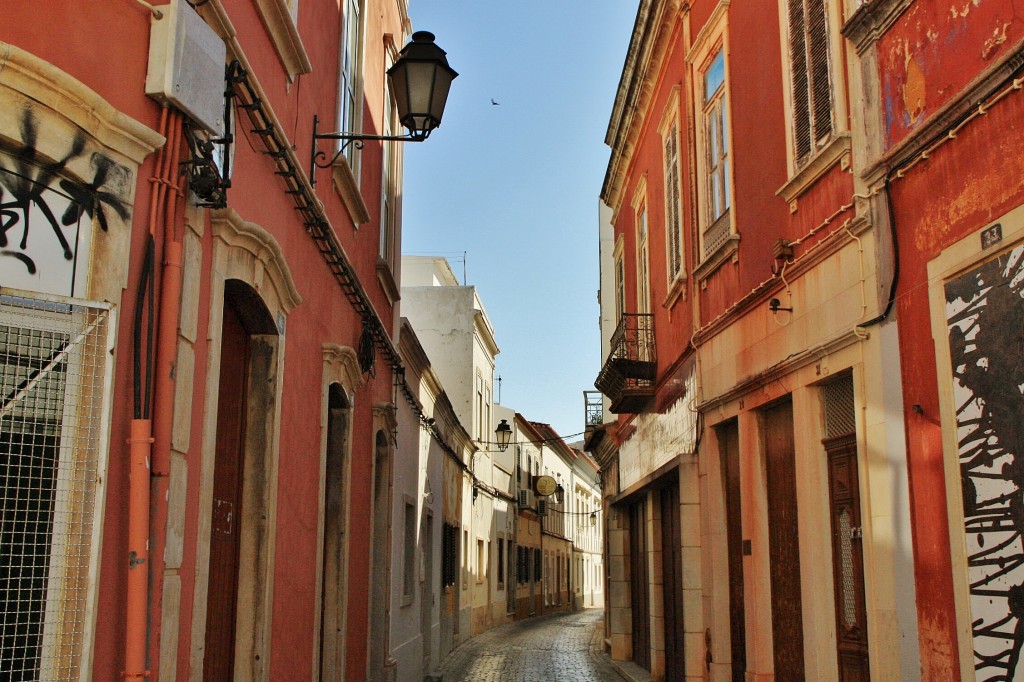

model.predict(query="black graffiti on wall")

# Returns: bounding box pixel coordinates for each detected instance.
[946,243,1024,681]
[0,110,130,275]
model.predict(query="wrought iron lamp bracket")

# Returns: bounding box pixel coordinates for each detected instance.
[309,114,429,185]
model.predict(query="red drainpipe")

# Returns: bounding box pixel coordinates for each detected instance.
[124,104,168,681]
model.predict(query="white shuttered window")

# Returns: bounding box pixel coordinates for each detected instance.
[788,0,833,165]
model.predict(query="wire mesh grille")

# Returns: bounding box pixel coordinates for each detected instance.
[0,294,110,680]
[823,374,856,438]
[838,507,857,628]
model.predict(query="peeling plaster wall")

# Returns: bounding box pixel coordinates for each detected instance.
[619,367,697,491]
[878,0,1023,148]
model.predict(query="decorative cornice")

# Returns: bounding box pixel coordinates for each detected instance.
[863,41,1024,182]
[210,208,303,313]
[776,133,851,204]
[842,0,915,56]
[373,402,399,444]
[0,42,164,164]
[322,343,364,395]
[602,0,684,210]
[252,0,312,81]
[684,0,731,64]
[332,158,371,226]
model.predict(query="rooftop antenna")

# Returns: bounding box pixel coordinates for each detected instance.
[463,250,467,285]
[497,375,502,403]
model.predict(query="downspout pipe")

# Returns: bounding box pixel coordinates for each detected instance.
[125,105,170,680]
[147,111,185,676]
[125,419,154,680]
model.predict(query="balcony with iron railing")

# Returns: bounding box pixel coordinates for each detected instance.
[583,390,605,451]
[594,313,656,413]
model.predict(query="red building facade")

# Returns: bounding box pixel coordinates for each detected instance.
[594,0,922,679]
[847,2,1024,678]
[0,0,447,679]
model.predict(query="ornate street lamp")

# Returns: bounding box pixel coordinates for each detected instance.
[309,31,458,184]
[495,419,512,452]
[554,484,565,505]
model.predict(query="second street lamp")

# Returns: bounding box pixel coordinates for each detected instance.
[495,419,512,452]
[309,30,458,185]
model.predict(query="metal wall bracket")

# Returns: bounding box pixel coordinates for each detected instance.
[309,114,429,185]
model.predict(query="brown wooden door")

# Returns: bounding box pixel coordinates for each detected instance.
[826,434,870,681]
[660,478,684,680]
[319,388,349,680]
[764,399,805,680]
[204,302,250,681]
[629,498,651,671]
[719,420,746,682]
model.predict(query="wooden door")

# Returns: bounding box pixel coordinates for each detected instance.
[421,513,434,673]
[826,434,870,681]
[719,420,746,682]
[629,498,651,671]
[319,388,349,680]
[764,399,805,680]
[204,302,250,681]
[660,479,684,680]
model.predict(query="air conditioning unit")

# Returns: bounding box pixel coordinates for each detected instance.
[517,489,534,508]
[537,499,547,517]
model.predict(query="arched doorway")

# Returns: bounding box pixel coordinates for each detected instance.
[368,429,393,680]
[203,280,280,681]
[318,383,351,679]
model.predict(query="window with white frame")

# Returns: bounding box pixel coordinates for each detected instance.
[787,0,834,166]
[614,245,626,320]
[475,375,484,441]
[702,48,731,258]
[663,118,684,284]
[484,385,491,441]
[497,537,505,587]
[402,502,416,600]
[636,203,651,314]
[380,56,399,266]
[339,0,363,171]
[0,294,113,679]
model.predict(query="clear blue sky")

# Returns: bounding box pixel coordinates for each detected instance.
[402,1,637,439]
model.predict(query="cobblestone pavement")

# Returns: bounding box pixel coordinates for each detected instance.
[437,608,624,682]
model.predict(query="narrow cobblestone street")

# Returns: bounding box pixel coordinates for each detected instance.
[437,609,624,682]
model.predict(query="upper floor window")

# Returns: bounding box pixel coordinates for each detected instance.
[686,5,736,274]
[484,385,492,441]
[380,68,399,265]
[662,119,683,283]
[704,50,730,230]
[787,0,834,166]
[476,375,484,441]
[339,0,364,171]
[614,247,626,320]
[636,205,651,314]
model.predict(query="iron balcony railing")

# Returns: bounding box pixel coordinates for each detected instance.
[584,391,604,428]
[594,313,656,412]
